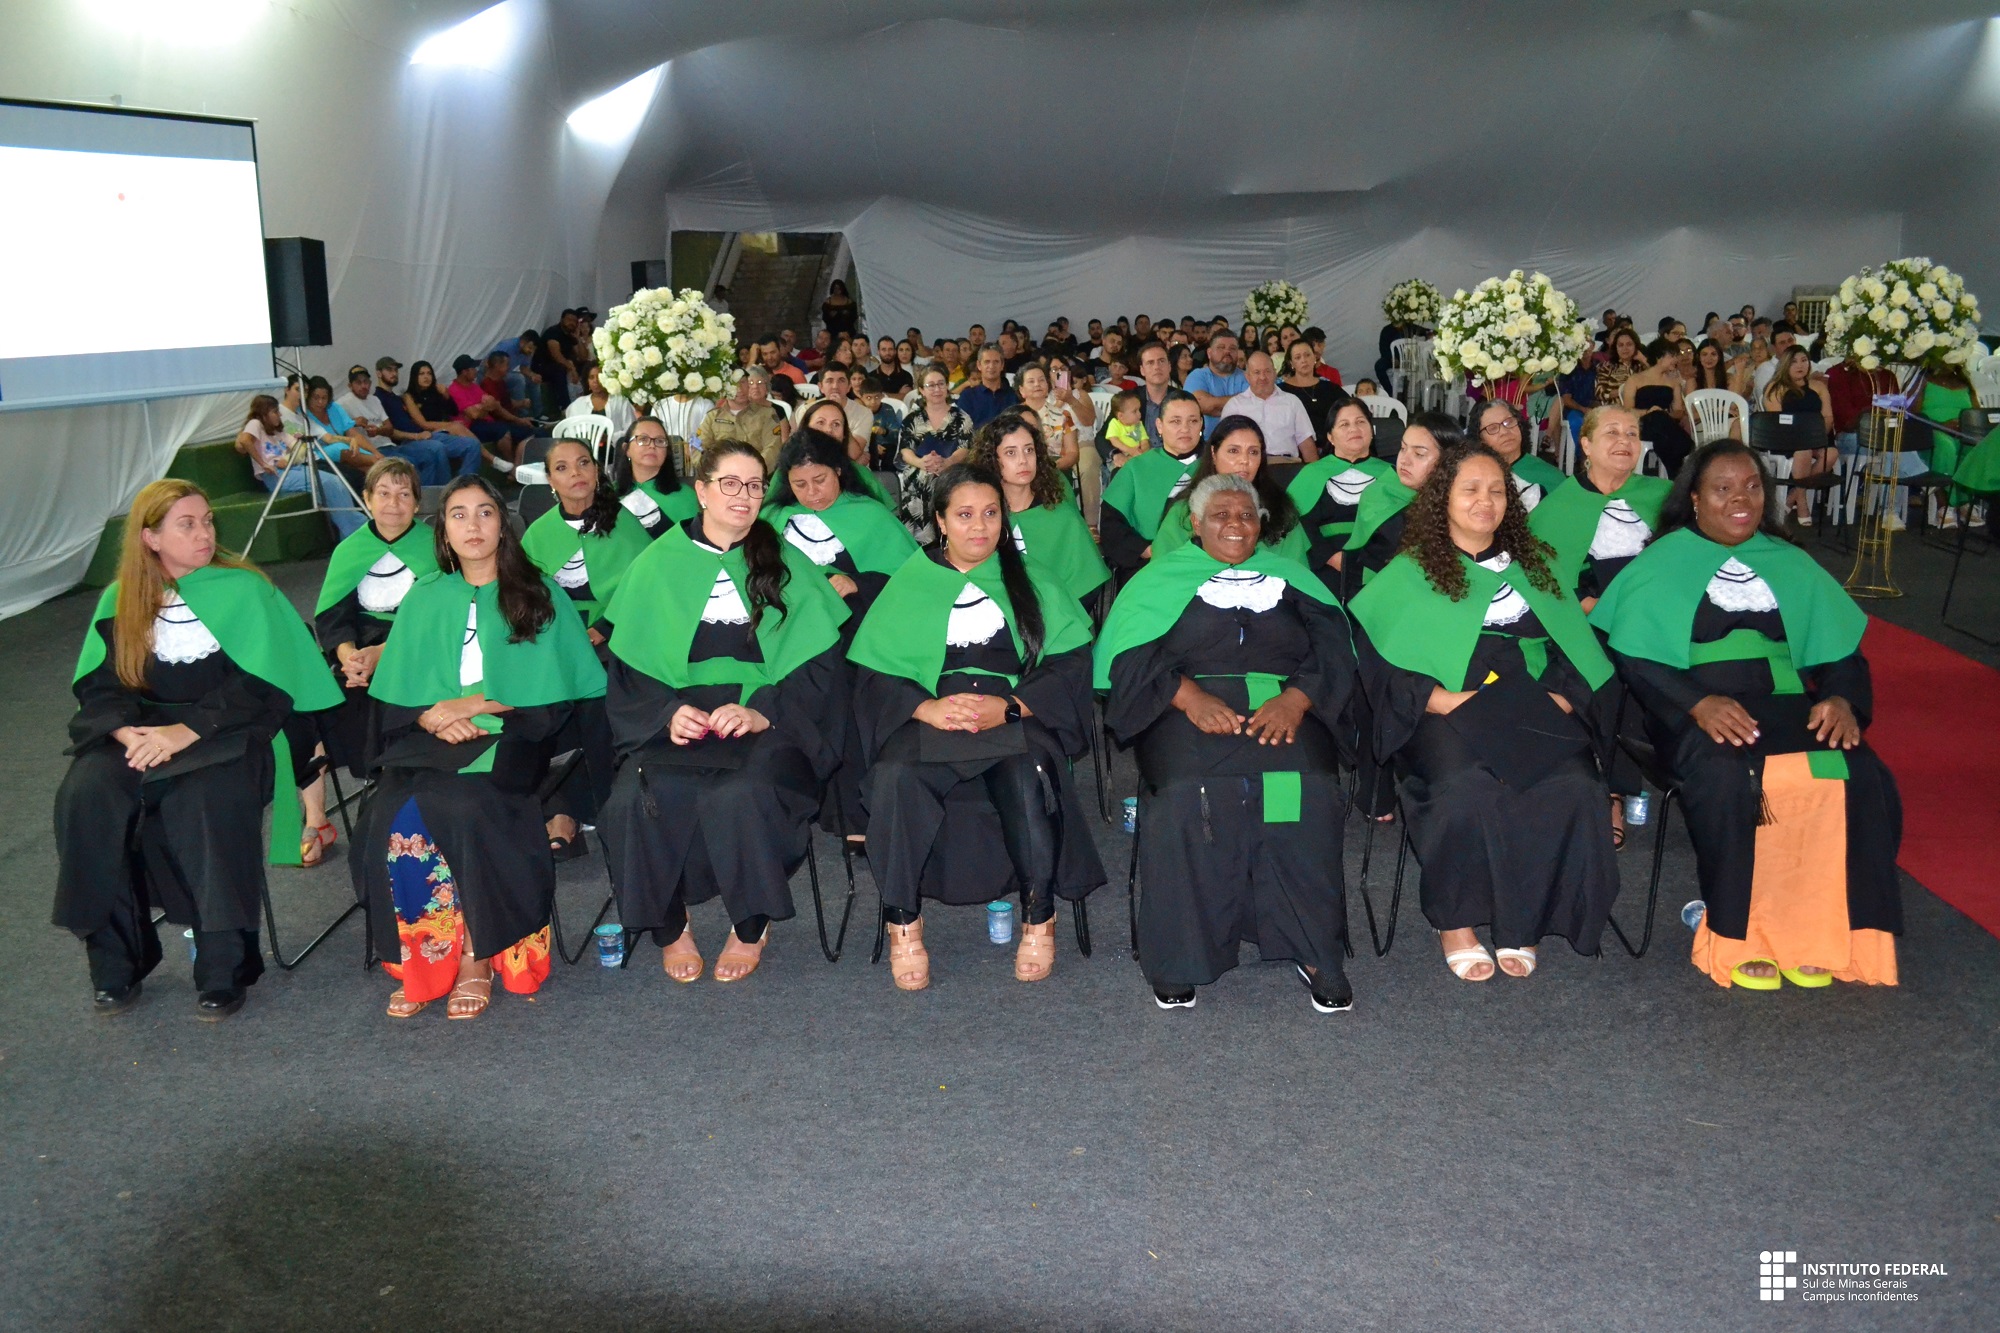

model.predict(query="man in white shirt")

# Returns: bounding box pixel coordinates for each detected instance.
[1751,328,1797,402]
[816,365,876,450]
[332,365,465,483]
[1222,350,1318,461]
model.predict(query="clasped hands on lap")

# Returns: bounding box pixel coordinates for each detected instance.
[113,723,199,771]
[670,702,769,744]
[336,641,384,688]
[1172,675,1309,745]
[914,693,1020,732]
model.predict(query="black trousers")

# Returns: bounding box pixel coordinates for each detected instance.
[870,748,1059,924]
[82,905,262,994]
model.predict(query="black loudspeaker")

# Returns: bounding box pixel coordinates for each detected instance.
[265,237,332,346]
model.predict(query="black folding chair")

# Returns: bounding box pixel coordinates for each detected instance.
[1350,790,1411,958]
[263,754,370,970]
[1603,736,1682,959]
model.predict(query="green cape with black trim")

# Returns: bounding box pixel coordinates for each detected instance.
[764,491,920,576]
[1349,550,1612,691]
[604,523,849,700]
[1284,454,1393,535]
[313,521,439,618]
[1511,453,1568,495]
[1091,542,1340,690]
[1527,472,1672,595]
[848,549,1094,694]
[369,571,607,709]
[520,504,654,624]
[634,477,700,525]
[1587,528,1866,670]
[1013,500,1110,600]
[1342,472,1416,552]
[1101,445,1200,540]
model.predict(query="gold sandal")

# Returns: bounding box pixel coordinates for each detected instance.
[446,974,491,1020]
[714,927,769,983]
[385,987,427,1019]
[1015,916,1056,982]
[662,927,704,983]
[886,918,929,991]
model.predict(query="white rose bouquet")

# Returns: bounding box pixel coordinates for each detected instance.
[1432,269,1593,386]
[1820,257,1982,374]
[1381,278,1442,327]
[1243,279,1309,330]
[590,287,741,405]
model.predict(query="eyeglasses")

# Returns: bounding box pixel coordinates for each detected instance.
[709,476,766,497]
[631,433,668,447]
[1480,420,1519,437]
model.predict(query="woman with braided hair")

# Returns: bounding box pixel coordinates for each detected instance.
[1348,445,1620,983]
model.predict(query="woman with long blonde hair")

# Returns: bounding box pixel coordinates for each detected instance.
[53,479,340,1019]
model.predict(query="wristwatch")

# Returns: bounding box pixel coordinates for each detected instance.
[1003,696,1023,724]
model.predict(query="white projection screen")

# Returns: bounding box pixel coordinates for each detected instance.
[0,100,274,412]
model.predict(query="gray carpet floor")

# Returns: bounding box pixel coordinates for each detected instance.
[1,538,1995,1332]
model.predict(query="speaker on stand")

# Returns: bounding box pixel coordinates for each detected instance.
[253,236,363,549]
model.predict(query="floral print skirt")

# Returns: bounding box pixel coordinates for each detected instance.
[383,797,549,1001]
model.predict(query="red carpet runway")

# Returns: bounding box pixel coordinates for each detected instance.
[1862,617,2000,938]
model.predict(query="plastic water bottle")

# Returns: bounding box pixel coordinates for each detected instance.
[1121,797,1139,834]
[592,923,625,967]
[987,900,1015,944]
[183,928,197,961]
[1681,900,1706,930]
[1624,792,1651,826]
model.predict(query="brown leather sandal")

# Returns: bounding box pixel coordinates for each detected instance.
[662,927,704,983]
[886,918,929,991]
[714,926,769,983]
[1015,916,1056,982]
[446,974,491,1020]
[385,987,427,1019]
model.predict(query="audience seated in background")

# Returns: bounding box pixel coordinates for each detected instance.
[234,393,366,537]
[444,354,527,466]
[697,368,787,468]
[336,364,478,484]
[1184,330,1247,432]
[1225,350,1318,463]
[564,364,637,437]
[956,345,1021,429]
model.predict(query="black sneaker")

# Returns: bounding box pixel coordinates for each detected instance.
[93,981,142,1017]
[195,989,245,1021]
[1152,986,1197,1011]
[1297,964,1354,1013]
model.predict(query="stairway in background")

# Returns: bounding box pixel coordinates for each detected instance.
[728,251,823,341]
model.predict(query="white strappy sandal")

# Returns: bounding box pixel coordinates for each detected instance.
[1494,947,1538,978]
[1444,946,1495,981]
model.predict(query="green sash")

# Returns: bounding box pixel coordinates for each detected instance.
[1350,551,1612,691]
[313,521,438,620]
[1528,472,1671,595]
[1013,501,1110,600]
[635,478,700,525]
[520,504,654,624]
[1511,454,1568,494]
[1150,497,1312,564]
[1588,528,1866,671]
[764,491,920,577]
[1101,445,1200,539]
[1342,473,1416,554]
[1686,630,1851,780]
[1285,454,1392,538]
[849,550,1094,693]
[604,523,849,702]
[76,565,343,866]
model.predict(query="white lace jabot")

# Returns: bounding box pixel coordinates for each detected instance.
[1196,567,1285,612]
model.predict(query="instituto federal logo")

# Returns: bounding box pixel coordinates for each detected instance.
[1759,1250,1799,1301]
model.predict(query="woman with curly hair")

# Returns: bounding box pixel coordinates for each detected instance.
[969,411,1110,605]
[1348,445,1620,982]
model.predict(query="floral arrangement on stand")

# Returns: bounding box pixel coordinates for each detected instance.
[591,287,741,404]
[1819,258,1982,375]
[1382,278,1442,328]
[1243,280,1309,330]
[1432,269,1593,391]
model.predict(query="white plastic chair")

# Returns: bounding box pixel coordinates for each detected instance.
[875,396,908,421]
[1812,356,1842,376]
[1968,351,2000,408]
[654,397,714,444]
[1089,388,1116,422]
[1685,389,1750,446]
[1387,338,1415,404]
[1362,394,1408,422]
[552,412,616,468]
[770,400,793,426]
[794,383,823,402]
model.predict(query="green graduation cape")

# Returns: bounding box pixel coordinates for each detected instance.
[1284,454,1393,537]
[520,504,654,624]
[1101,445,1201,540]
[635,477,700,524]
[1953,422,2000,497]
[370,571,608,710]
[604,523,849,701]
[1919,382,1972,478]
[1091,541,1342,823]
[1511,454,1568,494]
[764,491,920,576]
[1350,550,1613,691]
[1528,472,1672,595]
[1013,500,1110,600]
[1150,497,1312,564]
[76,564,343,866]
[313,521,439,619]
[1342,472,1416,554]
[1587,528,1866,672]
[849,549,1094,693]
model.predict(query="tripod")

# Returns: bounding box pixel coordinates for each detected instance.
[246,349,370,553]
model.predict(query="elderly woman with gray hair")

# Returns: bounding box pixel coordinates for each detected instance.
[1094,472,1361,1013]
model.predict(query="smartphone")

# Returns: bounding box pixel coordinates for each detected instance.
[1054,368,1070,391]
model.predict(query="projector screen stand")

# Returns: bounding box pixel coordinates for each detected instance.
[246,349,368,554]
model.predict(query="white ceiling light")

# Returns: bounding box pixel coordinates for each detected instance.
[566,65,666,143]
[410,2,516,70]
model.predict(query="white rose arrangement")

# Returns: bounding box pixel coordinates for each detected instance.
[1381,278,1442,327]
[1432,269,1593,386]
[590,287,741,405]
[1243,280,1309,330]
[1820,257,1982,374]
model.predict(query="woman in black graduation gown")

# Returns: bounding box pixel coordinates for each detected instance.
[1590,441,1901,990]
[848,464,1105,990]
[54,480,341,1018]
[608,417,699,538]
[1097,474,1358,1012]
[356,476,607,1019]
[1097,388,1207,579]
[597,441,851,982]
[1286,399,1392,600]
[310,459,436,809]
[1340,411,1460,586]
[1349,446,1620,981]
